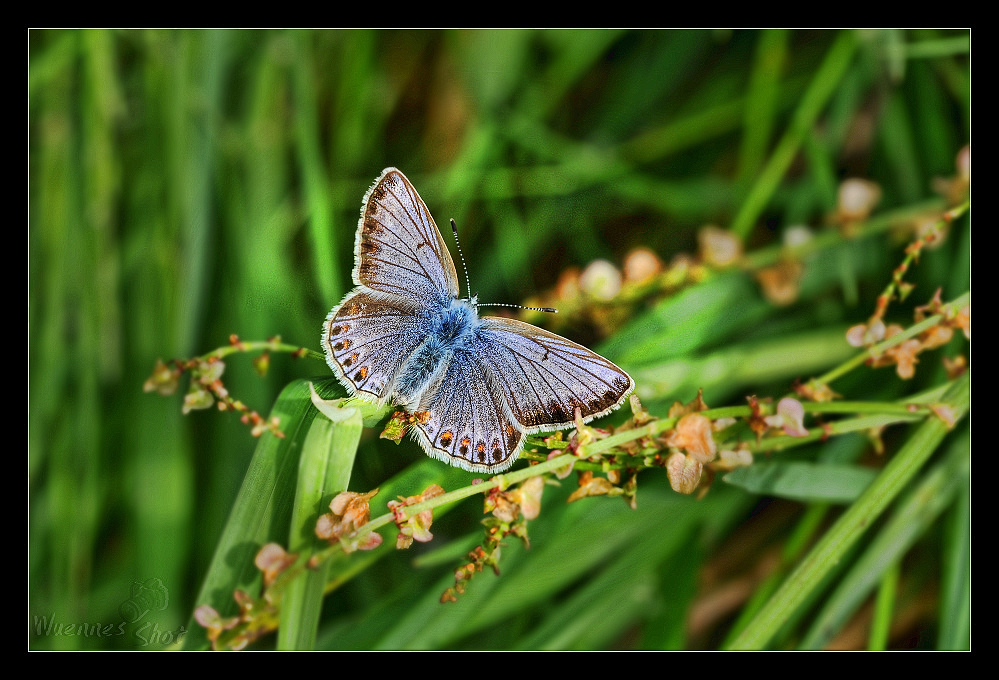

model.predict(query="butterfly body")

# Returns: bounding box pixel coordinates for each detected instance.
[392,295,478,407]
[323,168,634,473]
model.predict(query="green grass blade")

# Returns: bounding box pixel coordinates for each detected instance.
[291,31,340,306]
[938,429,970,651]
[277,395,362,650]
[181,379,322,649]
[797,431,969,649]
[868,562,899,650]
[723,462,877,505]
[726,372,969,650]
[730,30,857,240]
[738,30,789,184]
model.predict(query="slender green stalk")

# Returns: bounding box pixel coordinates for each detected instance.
[730,31,858,239]
[815,291,968,387]
[350,395,954,543]
[742,198,947,271]
[868,562,899,650]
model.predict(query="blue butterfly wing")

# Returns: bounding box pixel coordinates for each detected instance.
[411,348,524,473]
[410,317,634,473]
[323,168,457,403]
[352,167,459,308]
[323,289,433,403]
[474,317,635,433]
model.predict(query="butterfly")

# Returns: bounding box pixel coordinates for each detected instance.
[322,168,635,473]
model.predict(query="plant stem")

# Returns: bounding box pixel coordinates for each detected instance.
[816,290,969,386]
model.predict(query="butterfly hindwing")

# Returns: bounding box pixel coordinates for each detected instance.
[475,317,635,432]
[410,348,524,473]
[323,289,432,403]
[353,168,459,308]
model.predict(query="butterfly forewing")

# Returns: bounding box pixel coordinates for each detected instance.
[476,317,635,432]
[323,289,432,402]
[354,168,459,308]
[411,349,524,473]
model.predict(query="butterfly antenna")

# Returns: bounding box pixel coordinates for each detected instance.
[450,219,474,300]
[451,218,558,314]
[451,217,558,314]
[478,302,559,313]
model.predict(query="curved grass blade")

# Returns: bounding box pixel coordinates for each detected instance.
[181,378,341,650]
[724,462,877,505]
[277,388,362,650]
[726,372,969,650]
[797,426,970,649]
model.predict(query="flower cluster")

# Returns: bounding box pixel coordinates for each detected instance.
[442,476,546,603]
[523,246,683,337]
[661,393,808,495]
[521,172,912,332]
[315,490,383,552]
[847,290,970,380]
[388,484,445,549]
[567,468,639,507]
[144,335,288,438]
[193,543,298,651]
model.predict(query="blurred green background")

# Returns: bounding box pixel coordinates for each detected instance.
[29,29,969,650]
